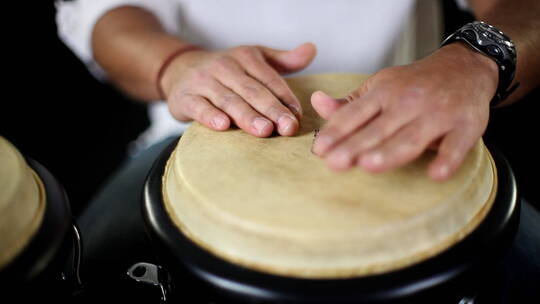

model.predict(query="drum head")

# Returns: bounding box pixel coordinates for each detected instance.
[143,74,519,303]
[162,74,497,278]
[0,137,45,270]
[0,137,72,283]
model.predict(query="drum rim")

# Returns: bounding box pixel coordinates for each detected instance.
[0,158,73,282]
[143,137,519,303]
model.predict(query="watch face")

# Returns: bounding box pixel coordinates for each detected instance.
[475,22,514,48]
[467,22,516,59]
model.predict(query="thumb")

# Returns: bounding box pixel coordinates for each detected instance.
[312,79,371,120]
[311,91,348,120]
[258,42,317,74]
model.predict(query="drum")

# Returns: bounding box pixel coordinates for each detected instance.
[0,136,82,295]
[142,74,519,303]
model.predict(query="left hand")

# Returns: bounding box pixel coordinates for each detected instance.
[311,43,499,181]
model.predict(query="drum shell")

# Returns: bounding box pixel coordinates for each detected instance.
[1,158,74,290]
[143,138,520,304]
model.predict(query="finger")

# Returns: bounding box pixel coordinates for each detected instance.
[340,107,417,155]
[311,91,348,120]
[428,129,481,181]
[323,112,418,171]
[234,47,303,118]
[201,79,274,137]
[257,42,317,74]
[213,58,299,136]
[312,78,371,121]
[168,94,230,130]
[356,119,444,173]
[312,94,381,156]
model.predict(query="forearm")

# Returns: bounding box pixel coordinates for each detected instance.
[470,0,540,105]
[92,6,191,102]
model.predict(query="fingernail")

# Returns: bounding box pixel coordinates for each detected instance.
[212,116,227,129]
[361,152,384,169]
[252,117,272,136]
[278,114,297,135]
[313,135,334,155]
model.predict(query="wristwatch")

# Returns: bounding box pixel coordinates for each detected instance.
[441,21,519,107]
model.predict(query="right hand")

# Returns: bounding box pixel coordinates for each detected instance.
[160,43,317,137]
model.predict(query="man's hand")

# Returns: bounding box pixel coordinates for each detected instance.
[161,43,316,137]
[311,43,498,181]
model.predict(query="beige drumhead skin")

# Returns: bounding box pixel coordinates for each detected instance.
[0,136,45,270]
[163,74,497,279]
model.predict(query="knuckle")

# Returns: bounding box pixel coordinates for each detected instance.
[271,88,294,105]
[264,76,284,89]
[319,125,340,139]
[397,86,427,108]
[213,55,235,70]
[464,118,481,129]
[219,92,240,110]
[399,126,425,148]
[168,98,190,122]
[372,67,391,79]
[430,114,453,131]
[455,112,481,128]
[365,117,392,141]
[379,119,398,137]
[242,82,261,99]
[466,123,487,139]
[167,87,183,102]
[190,70,210,83]
[364,124,385,140]
[363,75,380,92]
[371,67,400,83]
[345,93,357,103]
[265,104,285,119]
[405,132,424,148]
[395,141,422,159]
[240,112,258,127]
[184,96,198,113]
[235,46,258,58]
[446,150,464,164]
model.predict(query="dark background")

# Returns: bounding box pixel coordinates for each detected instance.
[3,1,150,215]
[1,0,538,216]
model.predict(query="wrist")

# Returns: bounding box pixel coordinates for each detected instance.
[438,42,499,103]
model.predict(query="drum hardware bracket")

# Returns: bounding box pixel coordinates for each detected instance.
[71,223,83,290]
[127,262,171,303]
[60,223,85,295]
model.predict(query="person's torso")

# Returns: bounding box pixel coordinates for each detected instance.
[139,0,443,150]
[176,0,415,74]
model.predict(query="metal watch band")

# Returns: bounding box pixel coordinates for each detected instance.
[441,21,519,107]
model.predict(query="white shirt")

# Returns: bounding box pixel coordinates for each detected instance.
[56,0,446,150]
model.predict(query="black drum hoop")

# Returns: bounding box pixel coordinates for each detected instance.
[143,137,519,304]
[1,158,73,284]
